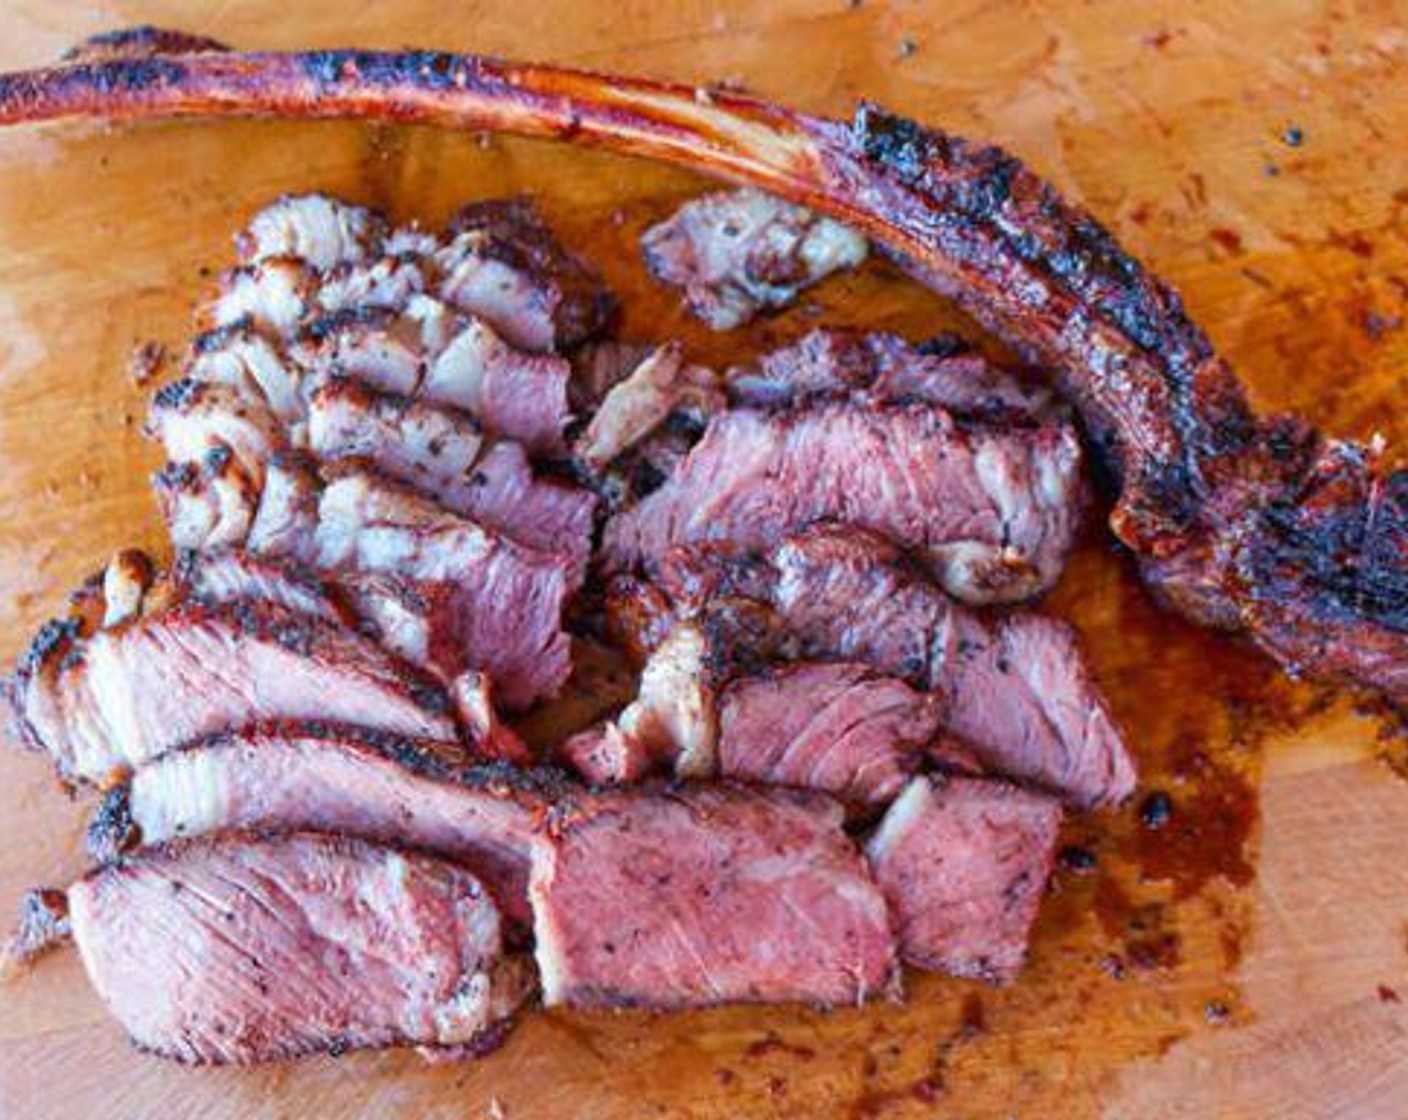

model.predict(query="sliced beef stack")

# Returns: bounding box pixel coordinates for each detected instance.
[5,188,1134,1067]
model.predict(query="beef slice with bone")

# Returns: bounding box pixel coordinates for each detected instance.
[602,402,1083,607]
[8,597,458,785]
[66,832,533,1064]
[87,724,556,927]
[642,187,867,329]
[530,784,898,1009]
[865,774,1062,982]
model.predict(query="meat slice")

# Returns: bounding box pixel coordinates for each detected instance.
[9,598,457,784]
[865,775,1062,981]
[642,188,867,329]
[530,784,897,1009]
[244,450,322,561]
[187,323,304,427]
[68,832,533,1064]
[170,548,346,624]
[295,303,434,398]
[438,197,614,352]
[298,296,572,454]
[148,378,285,483]
[717,662,941,813]
[306,377,594,578]
[418,314,572,454]
[727,328,1053,417]
[554,620,720,785]
[87,725,553,926]
[315,254,427,317]
[603,403,1083,606]
[572,342,721,470]
[649,526,1135,808]
[210,256,313,338]
[313,471,572,708]
[235,194,387,272]
[152,455,259,552]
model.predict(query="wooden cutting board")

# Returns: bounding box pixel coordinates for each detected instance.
[1,2,1406,1117]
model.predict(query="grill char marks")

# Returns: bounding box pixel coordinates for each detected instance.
[67,832,534,1064]
[0,40,1387,697]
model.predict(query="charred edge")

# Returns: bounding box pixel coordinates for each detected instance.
[61,25,230,62]
[153,460,198,491]
[87,784,140,862]
[17,617,81,676]
[152,377,202,411]
[303,304,394,341]
[302,49,481,94]
[1248,459,1408,632]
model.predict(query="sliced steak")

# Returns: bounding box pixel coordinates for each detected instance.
[245,450,322,561]
[572,342,721,471]
[68,832,533,1063]
[642,188,867,329]
[170,548,346,625]
[439,197,614,352]
[648,526,1135,807]
[717,661,941,813]
[530,784,897,1009]
[418,314,571,454]
[315,254,427,317]
[727,328,1054,417]
[235,194,387,272]
[9,598,457,784]
[554,620,719,785]
[306,377,593,578]
[210,256,313,338]
[865,775,1062,981]
[313,471,572,709]
[188,322,304,428]
[603,403,1084,606]
[87,724,554,926]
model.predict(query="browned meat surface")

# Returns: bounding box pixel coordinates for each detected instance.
[304,377,595,580]
[236,194,387,272]
[87,724,555,926]
[643,525,1135,807]
[642,188,867,329]
[530,784,897,1008]
[312,471,573,708]
[603,403,1083,606]
[0,888,70,975]
[727,328,1053,417]
[68,832,533,1063]
[9,598,458,784]
[717,661,942,813]
[572,342,721,471]
[170,548,347,624]
[553,620,720,785]
[865,775,1062,981]
[5,43,1396,700]
[440,197,614,352]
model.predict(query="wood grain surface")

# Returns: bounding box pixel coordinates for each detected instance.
[0,2,1406,1118]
